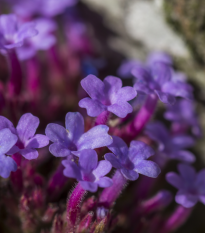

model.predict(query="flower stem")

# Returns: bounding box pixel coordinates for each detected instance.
[95,111,110,126]
[7,49,22,96]
[67,183,87,231]
[159,205,193,233]
[99,169,127,208]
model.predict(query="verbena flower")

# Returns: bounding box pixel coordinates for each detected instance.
[0,128,18,178]
[164,99,201,137]
[104,136,161,180]
[132,57,193,105]
[45,112,113,157]
[0,113,49,159]
[79,75,137,118]
[145,122,195,163]
[63,149,113,192]
[166,163,205,208]
[12,0,78,18]
[0,14,37,50]
[17,18,57,60]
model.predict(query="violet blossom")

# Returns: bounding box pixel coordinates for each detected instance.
[132,56,193,105]
[166,163,205,208]
[145,122,196,163]
[63,149,113,192]
[0,128,18,178]
[45,112,113,158]
[12,0,78,18]
[104,136,161,180]
[79,75,137,118]
[0,14,37,50]
[164,99,201,137]
[16,18,57,60]
[0,113,49,160]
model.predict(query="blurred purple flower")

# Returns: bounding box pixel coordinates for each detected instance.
[79,75,137,118]
[164,99,201,137]
[0,113,49,160]
[45,112,113,158]
[104,136,160,181]
[12,0,78,18]
[145,122,195,163]
[0,14,38,50]
[63,149,113,192]
[17,18,57,60]
[166,163,205,208]
[132,60,193,105]
[0,128,18,178]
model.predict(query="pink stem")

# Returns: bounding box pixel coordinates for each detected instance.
[99,169,127,208]
[95,111,110,126]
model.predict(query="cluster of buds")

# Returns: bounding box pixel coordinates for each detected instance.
[0,1,204,233]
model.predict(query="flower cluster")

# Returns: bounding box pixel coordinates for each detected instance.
[0,1,204,233]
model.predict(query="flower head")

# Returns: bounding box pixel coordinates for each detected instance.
[12,0,78,18]
[0,14,37,50]
[63,149,113,192]
[17,18,57,60]
[0,128,18,178]
[104,136,160,181]
[132,55,193,105]
[164,99,201,137]
[166,163,205,208]
[145,122,195,163]
[79,75,137,118]
[45,112,113,158]
[0,113,49,160]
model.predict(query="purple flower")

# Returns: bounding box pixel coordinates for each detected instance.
[0,128,18,178]
[0,14,38,50]
[166,164,205,208]
[63,149,113,192]
[132,56,193,105]
[16,18,57,60]
[145,122,195,163]
[45,112,113,158]
[79,75,137,118]
[104,136,160,181]
[164,99,201,137]
[0,113,49,160]
[117,60,142,79]
[12,0,78,18]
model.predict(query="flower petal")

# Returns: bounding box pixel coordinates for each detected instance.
[0,116,16,134]
[128,140,155,164]
[134,160,161,178]
[175,190,198,208]
[170,150,195,163]
[80,181,98,192]
[0,154,17,178]
[79,98,106,117]
[65,112,84,143]
[80,74,105,101]
[77,125,113,151]
[107,136,128,164]
[171,135,195,149]
[97,177,113,188]
[103,76,122,98]
[177,163,196,183]
[93,160,112,178]
[20,148,38,160]
[49,143,71,157]
[166,172,183,189]
[155,90,176,105]
[121,168,139,181]
[0,128,18,155]
[79,149,98,172]
[107,102,133,118]
[45,123,72,147]
[16,113,39,144]
[26,134,49,149]
[63,162,81,180]
[104,153,122,169]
